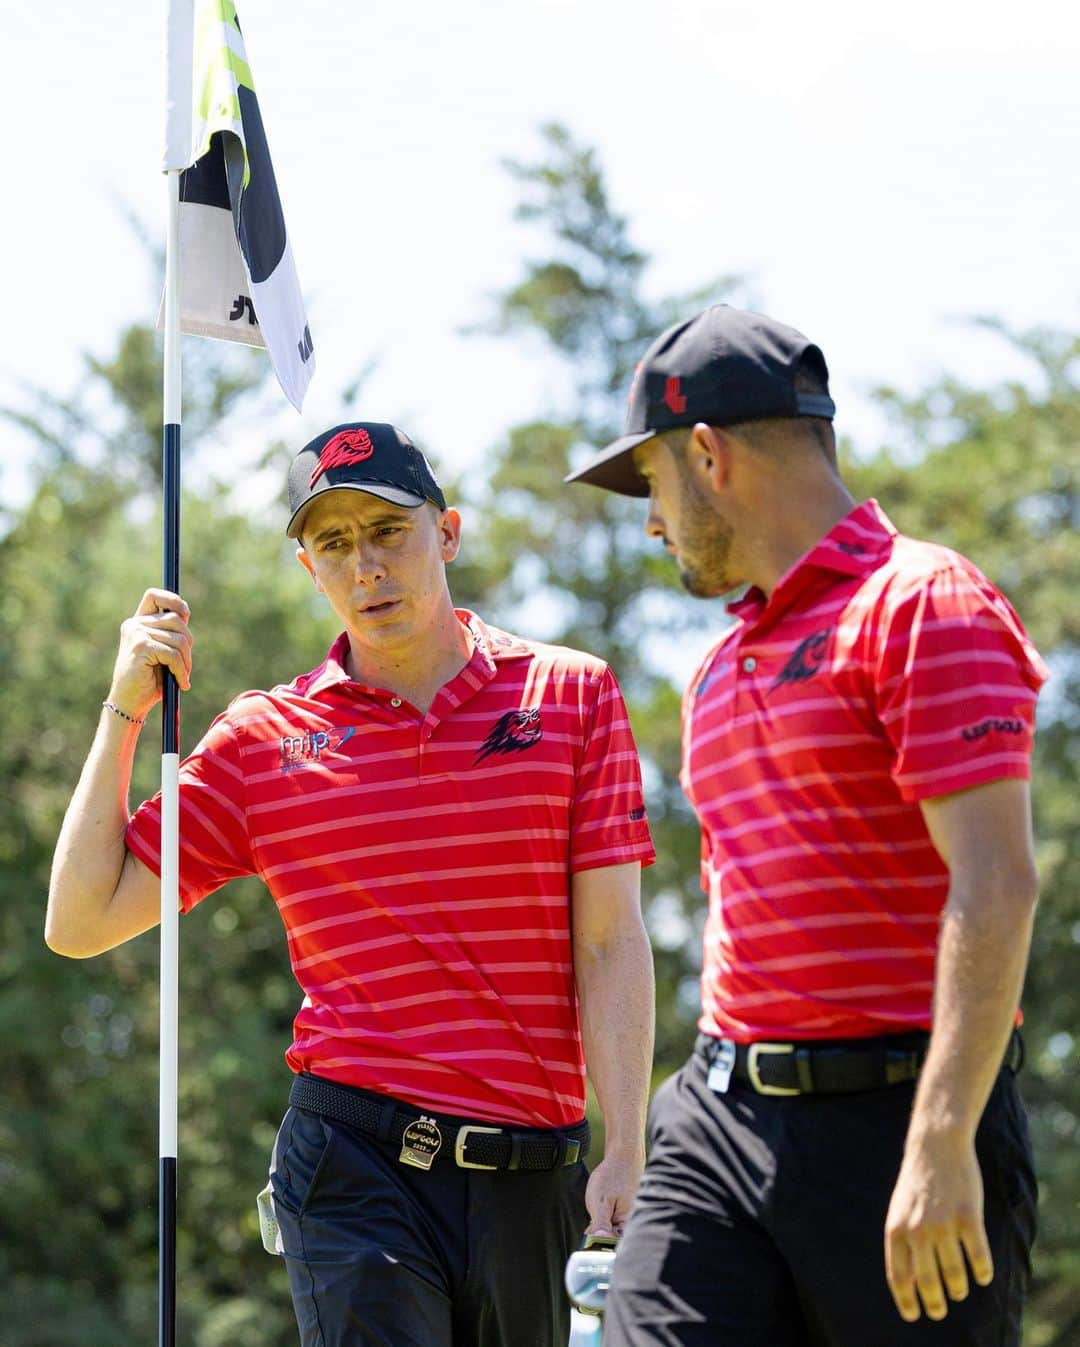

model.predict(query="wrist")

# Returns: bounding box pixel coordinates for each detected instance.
[597,1133,646,1163]
[908,1054,992,1143]
[101,699,147,727]
[904,1106,977,1153]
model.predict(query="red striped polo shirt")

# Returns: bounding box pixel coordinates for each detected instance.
[126,611,654,1126]
[683,500,1047,1042]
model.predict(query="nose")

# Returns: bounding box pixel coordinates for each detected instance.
[644,501,665,540]
[353,540,387,585]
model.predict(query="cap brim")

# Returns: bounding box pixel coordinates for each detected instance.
[563,431,657,497]
[287,481,427,539]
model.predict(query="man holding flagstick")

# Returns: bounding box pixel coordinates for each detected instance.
[46,422,656,1346]
[49,5,654,1342]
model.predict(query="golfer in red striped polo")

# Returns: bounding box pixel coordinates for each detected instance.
[568,306,1046,1347]
[47,422,656,1347]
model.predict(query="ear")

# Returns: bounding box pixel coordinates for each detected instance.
[438,507,463,564]
[687,423,732,495]
[295,544,323,591]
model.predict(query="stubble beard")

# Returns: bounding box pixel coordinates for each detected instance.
[675,475,737,599]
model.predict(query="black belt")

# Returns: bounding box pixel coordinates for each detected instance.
[696,1028,1024,1096]
[289,1073,590,1172]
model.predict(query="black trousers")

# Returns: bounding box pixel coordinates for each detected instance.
[270,1103,589,1347]
[605,1046,1036,1347]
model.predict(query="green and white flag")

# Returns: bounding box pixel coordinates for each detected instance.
[163,0,313,410]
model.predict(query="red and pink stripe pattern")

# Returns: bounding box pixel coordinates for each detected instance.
[684,501,1046,1042]
[127,613,654,1126]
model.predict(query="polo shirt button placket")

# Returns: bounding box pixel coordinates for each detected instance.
[417,719,436,781]
[742,656,757,673]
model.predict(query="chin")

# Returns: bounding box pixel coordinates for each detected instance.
[679,570,741,601]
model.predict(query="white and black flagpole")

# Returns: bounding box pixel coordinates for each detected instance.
[159,162,182,1347]
[157,1,313,1337]
[161,4,191,1343]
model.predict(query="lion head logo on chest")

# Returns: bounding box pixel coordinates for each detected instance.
[475,708,543,764]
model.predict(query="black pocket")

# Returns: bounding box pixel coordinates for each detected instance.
[270,1106,337,1215]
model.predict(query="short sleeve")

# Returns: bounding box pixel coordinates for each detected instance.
[125,710,257,911]
[569,667,656,873]
[874,565,1048,802]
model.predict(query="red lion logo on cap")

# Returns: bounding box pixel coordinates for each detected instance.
[310,429,375,488]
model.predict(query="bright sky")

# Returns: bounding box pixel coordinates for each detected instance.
[3,0,1077,505]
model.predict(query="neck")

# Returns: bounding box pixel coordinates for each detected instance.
[346,609,473,713]
[749,475,857,597]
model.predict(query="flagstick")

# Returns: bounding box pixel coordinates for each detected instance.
[159,163,183,1347]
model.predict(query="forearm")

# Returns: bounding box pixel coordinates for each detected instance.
[886,778,1039,1321]
[46,707,142,956]
[576,921,655,1154]
[908,881,1036,1143]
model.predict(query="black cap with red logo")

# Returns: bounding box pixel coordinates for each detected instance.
[286,422,447,539]
[564,305,836,497]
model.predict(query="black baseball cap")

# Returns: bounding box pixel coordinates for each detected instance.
[287,422,447,539]
[565,305,836,496]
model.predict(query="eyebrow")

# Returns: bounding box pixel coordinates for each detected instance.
[309,512,411,545]
[309,524,348,545]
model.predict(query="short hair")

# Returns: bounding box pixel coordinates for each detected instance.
[725,357,837,465]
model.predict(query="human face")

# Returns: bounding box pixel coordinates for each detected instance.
[634,435,739,598]
[297,490,461,653]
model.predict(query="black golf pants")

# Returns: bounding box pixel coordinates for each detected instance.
[270,1104,589,1347]
[605,1047,1036,1347]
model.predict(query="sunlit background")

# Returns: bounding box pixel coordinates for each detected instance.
[4,0,1077,486]
[3,5,1078,1345]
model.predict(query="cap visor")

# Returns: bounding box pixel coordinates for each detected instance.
[287,482,427,538]
[563,432,656,497]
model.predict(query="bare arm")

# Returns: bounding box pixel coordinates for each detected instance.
[884,777,1039,1323]
[45,589,193,958]
[572,860,655,1236]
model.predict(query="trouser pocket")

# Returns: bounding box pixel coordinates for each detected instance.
[265,1106,338,1260]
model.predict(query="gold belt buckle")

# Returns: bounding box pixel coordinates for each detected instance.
[747,1043,801,1096]
[454,1124,502,1170]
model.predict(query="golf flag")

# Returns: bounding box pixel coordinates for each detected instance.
[163,0,314,410]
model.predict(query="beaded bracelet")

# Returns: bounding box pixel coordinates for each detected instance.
[102,701,146,726]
